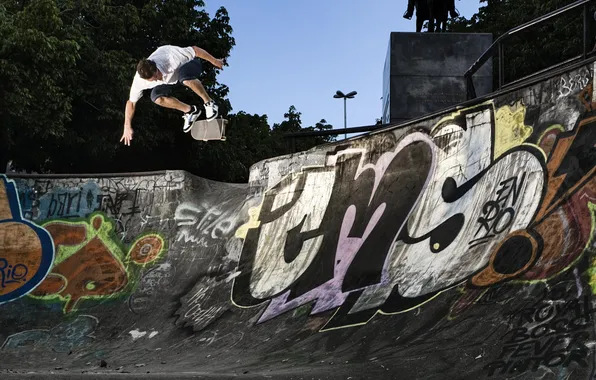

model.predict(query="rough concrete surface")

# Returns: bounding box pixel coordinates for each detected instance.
[3,59,596,379]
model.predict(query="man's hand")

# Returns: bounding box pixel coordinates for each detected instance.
[122,101,136,146]
[212,58,224,69]
[120,125,133,146]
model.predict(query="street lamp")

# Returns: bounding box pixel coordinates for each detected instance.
[333,90,357,139]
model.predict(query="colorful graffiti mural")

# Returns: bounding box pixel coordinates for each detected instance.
[232,80,596,335]
[0,175,55,305]
[3,59,596,380]
[0,174,172,311]
[29,212,166,313]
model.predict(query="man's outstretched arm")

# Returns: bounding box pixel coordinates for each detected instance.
[121,100,136,146]
[192,46,224,69]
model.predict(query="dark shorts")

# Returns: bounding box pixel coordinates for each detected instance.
[150,59,203,102]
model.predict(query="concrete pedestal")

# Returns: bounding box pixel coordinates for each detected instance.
[382,32,493,124]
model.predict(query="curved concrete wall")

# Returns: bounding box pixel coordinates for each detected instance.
[2,60,596,379]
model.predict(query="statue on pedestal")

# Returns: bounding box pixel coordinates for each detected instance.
[403,0,460,33]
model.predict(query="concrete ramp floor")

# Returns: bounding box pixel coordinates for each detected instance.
[3,60,596,379]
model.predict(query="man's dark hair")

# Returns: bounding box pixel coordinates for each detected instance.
[137,59,158,79]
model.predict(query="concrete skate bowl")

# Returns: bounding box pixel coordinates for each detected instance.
[4,59,596,379]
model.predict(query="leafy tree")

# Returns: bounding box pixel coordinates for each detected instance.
[196,111,274,183]
[1,1,335,183]
[0,0,80,172]
[448,0,596,88]
[1,0,235,175]
[271,105,336,156]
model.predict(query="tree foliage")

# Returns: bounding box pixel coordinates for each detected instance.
[270,106,336,156]
[1,0,334,182]
[209,106,335,183]
[448,0,596,88]
[0,0,80,171]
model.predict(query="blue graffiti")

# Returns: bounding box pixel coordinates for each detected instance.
[38,182,100,219]
[0,258,29,288]
[1,315,98,352]
[0,175,55,305]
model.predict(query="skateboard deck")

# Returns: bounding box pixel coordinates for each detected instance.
[190,117,227,141]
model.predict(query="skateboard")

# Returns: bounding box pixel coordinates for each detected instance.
[190,117,227,141]
[188,104,227,141]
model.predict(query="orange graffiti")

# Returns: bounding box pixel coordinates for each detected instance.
[1,223,44,295]
[471,89,596,288]
[535,116,596,222]
[453,88,596,317]
[472,230,541,287]
[0,176,55,304]
[130,235,164,264]
[29,213,166,313]
[520,178,596,280]
[31,216,128,312]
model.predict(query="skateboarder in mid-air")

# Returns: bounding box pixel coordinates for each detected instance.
[120,44,224,146]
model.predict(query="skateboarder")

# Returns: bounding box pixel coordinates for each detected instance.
[120,45,224,146]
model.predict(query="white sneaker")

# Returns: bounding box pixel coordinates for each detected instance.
[204,101,218,121]
[182,105,201,133]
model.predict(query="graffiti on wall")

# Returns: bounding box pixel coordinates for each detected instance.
[483,280,592,376]
[232,78,596,335]
[175,200,244,247]
[1,315,98,352]
[28,212,166,313]
[557,67,591,99]
[0,175,55,305]
[16,173,185,235]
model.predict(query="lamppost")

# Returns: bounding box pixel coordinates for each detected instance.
[333,90,357,139]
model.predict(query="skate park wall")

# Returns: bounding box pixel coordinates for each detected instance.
[2,58,596,379]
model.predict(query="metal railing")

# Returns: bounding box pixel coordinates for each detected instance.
[283,122,390,152]
[465,0,594,100]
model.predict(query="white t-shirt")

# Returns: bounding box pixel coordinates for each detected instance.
[128,45,196,102]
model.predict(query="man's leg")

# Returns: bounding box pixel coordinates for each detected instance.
[151,84,190,111]
[151,84,200,132]
[178,59,219,121]
[154,96,193,113]
[182,78,211,104]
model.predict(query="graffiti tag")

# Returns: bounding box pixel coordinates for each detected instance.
[0,258,28,289]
